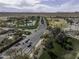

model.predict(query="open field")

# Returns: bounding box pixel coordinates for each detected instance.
[46,18,67,28]
[0,12,79,17]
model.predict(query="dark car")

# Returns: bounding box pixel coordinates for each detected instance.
[0,57,3,59]
[27,42,32,47]
[41,18,44,24]
[25,39,30,43]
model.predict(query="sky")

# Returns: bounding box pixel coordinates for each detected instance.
[0,0,79,12]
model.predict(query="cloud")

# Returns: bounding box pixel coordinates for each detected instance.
[0,0,40,6]
[0,0,21,5]
[58,0,79,12]
[0,0,79,12]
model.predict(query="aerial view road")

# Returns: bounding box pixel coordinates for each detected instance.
[0,16,47,59]
[0,14,79,59]
[0,0,79,59]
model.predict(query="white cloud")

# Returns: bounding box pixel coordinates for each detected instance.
[25,0,40,5]
[0,0,40,6]
[0,0,41,10]
[0,0,21,5]
[58,0,79,12]
[0,0,79,12]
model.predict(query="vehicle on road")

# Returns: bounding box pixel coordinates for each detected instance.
[27,41,32,47]
[41,18,44,24]
[25,39,30,43]
[0,57,3,59]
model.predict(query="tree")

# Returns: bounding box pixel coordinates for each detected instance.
[13,48,29,59]
[52,27,61,38]
[14,54,29,59]
[48,51,58,59]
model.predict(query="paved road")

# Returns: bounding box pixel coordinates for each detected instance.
[1,16,47,58]
[21,17,47,54]
[18,17,47,54]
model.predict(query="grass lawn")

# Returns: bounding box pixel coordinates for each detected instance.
[67,37,79,51]
[63,37,79,59]
[46,18,68,28]
[39,50,51,59]
[39,36,79,59]
[51,41,66,56]
[64,52,77,59]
